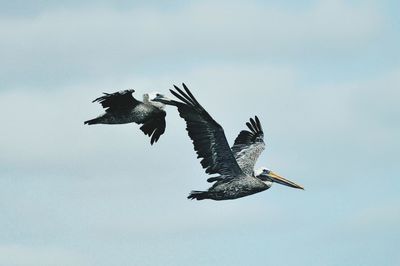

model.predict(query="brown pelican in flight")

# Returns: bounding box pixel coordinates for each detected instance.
[154,84,304,200]
[85,90,166,145]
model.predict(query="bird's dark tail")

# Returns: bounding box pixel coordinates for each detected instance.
[84,118,100,125]
[187,191,209,200]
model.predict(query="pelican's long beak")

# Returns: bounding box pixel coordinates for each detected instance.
[268,171,304,190]
[153,94,172,104]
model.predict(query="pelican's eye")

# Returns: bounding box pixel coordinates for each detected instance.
[263,169,270,175]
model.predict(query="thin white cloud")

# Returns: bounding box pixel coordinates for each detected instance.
[347,204,400,233]
[0,245,90,266]
[0,0,384,88]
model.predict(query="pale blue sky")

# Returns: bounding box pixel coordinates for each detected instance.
[1,1,399,265]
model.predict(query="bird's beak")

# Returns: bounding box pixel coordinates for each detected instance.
[268,171,304,190]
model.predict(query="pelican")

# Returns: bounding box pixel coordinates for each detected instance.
[154,83,304,200]
[84,90,166,145]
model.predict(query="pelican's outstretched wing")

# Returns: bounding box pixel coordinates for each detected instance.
[231,116,265,176]
[92,89,140,112]
[140,110,166,145]
[164,83,243,178]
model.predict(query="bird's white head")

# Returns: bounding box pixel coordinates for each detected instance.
[144,92,166,109]
[255,167,304,190]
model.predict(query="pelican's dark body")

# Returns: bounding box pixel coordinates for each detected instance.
[189,177,269,200]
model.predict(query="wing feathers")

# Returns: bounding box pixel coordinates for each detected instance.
[182,83,202,106]
[170,88,193,106]
[139,111,167,145]
[246,122,255,132]
[165,83,243,178]
[93,89,139,112]
[232,116,266,176]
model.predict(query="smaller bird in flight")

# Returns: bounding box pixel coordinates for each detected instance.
[84,90,167,145]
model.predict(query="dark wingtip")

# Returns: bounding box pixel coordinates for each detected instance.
[255,115,263,133]
[140,114,166,146]
[250,118,256,129]
[246,122,255,132]
[170,86,194,106]
[246,116,263,134]
[150,134,161,145]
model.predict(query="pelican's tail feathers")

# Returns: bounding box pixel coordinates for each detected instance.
[187,190,209,200]
[84,117,100,125]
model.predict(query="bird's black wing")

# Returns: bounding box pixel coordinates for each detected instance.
[231,116,265,176]
[93,89,140,112]
[165,83,243,178]
[139,110,167,145]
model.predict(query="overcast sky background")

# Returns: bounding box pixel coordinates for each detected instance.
[1,0,399,265]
